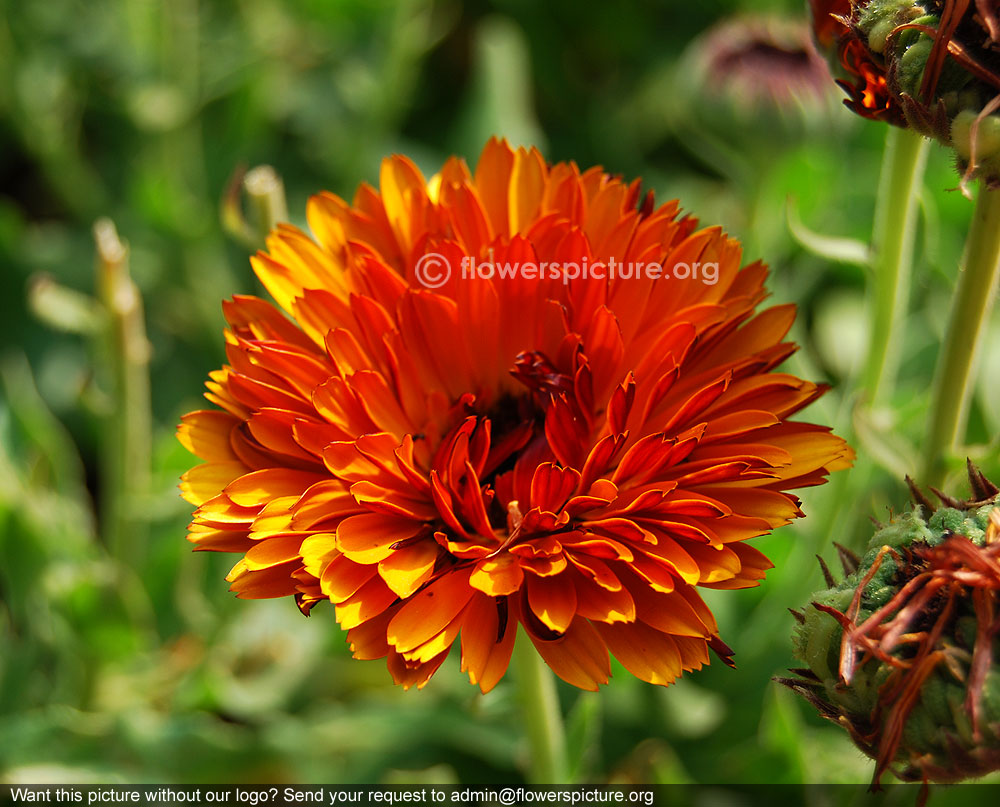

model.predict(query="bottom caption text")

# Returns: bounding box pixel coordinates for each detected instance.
[5,788,655,807]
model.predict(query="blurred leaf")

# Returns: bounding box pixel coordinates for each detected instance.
[786,197,870,268]
[27,274,103,335]
[757,686,806,784]
[0,352,93,523]
[454,15,546,153]
[609,738,693,785]
[205,600,328,719]
[659,679,725,740]
[382,764,459,785]
[812,289,869,380]
[853,403,919,480]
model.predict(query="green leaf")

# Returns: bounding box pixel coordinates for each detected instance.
[787,196,871,267]
[27,274,103,335]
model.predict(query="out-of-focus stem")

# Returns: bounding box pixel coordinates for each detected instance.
[221,164,289,251]
[513,635,569,784]
[922,187,1000,487]
[862,127,930,407]
[244,165,288,246]
[95,219,151,567]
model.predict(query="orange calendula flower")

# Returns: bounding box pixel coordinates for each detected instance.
[179,138,853,692]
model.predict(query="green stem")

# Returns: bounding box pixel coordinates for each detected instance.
[512,635,569,784]
[95,219,151,568]
[244,165,289,246]
[862,127,930,406]
[922,186,1000,487]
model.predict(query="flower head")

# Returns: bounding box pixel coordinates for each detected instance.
[677,14,843,158]
[782,463,1000,787]
[180,138,852,692]
[809,0,1000,187]
[692,15,834,116]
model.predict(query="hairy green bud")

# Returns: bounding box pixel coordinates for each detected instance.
[781,467,1000,787]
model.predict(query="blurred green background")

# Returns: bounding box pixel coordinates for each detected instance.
[3,0,1000,793]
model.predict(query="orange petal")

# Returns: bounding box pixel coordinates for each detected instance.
[526,572,577,634]
[639,532,701,586]
[186,525,253,553]
[529,463,581,514]
[378,540,439,598]
[223,293,318,350]
[568,553,623,591]
[627,578,711,638]
[401,618,463,664]
[699,486,802,528]
[244,534,304,570]
[528,618,610,691]
[595,620,684,686]
[291,480,359,530]
[380,154,428,253]
[248,495,301,538]
[630,553,677,594]
[194,494,261,527]
[350,480,438,520]
[321,553,377,602]
[683,541,743,584]
[225,468,327,507]
[227,370,314,415]
[177,410,239,461]
[699,409,780,444]
[460,593,517,693]
[701,542,773,589]
[386,647,450,690]
[335,575,399,630]
[672,634,711,672]
[298,532,338,577]
[247,409,325,466]
[470,553,525,596]
[508,146,546,235]
[348,370,414,440]
[386,567,474,653]
[336,513,425,564]
[305,191,349,256]
[397,291,474,401]
[571,565,635,624]
[180,461,246,506]
[347,607,392,660]
[473,137,514,238]
[227,558,299,599]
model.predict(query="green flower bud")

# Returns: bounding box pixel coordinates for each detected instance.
[781,464,1000,787]
[952,111,1000,182]
[809,0,1000,187]
[857,0,924,53]
[897,30,934,97]
[679,14,842,150]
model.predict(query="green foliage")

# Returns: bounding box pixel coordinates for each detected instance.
[3,0,1000,792]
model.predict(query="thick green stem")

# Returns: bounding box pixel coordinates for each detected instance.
[862,127,930,406]
[922,187,1000,486]
[513,635,569,784]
